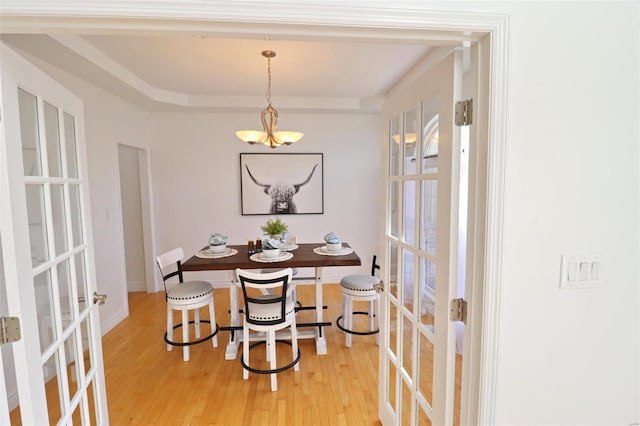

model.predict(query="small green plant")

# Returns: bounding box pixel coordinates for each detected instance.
[261,217,288,236]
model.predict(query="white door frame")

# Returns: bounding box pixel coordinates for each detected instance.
[0,3,509,423]
[115,142,158,294]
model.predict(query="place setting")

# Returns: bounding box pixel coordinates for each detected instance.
[313,232,354,256]
[195,233,238,259]
[249,237,294,263]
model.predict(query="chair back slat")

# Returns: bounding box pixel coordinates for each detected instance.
[371,254,380,276]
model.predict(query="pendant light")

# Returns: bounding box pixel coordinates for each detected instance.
[235,50,303,149]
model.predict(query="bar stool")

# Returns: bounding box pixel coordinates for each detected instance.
[336,255,381,347]
[156,247,219,361]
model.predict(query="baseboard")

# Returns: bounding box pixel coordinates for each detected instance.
[100,304,129,336]
[127,281,146,292]
[8,388,18,411]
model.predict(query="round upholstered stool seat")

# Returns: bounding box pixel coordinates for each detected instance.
[247,295,296,322]
[340,274,380,297]
[166,280,213,306]
[337,271,381,347]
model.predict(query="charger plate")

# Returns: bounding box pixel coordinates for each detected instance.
[195,248,238,259]
[250,252,294,263]
[313,246,354,256]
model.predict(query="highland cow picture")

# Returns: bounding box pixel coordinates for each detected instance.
[240,153,324,215]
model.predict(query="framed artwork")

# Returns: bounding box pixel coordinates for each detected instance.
[240,153,324,215]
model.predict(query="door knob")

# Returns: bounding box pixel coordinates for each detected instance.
[373,281,384,293]
[93,292,107,305]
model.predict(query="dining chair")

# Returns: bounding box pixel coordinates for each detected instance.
[336,255,381,347]
[156,247,219,361]
[236,267,300,391]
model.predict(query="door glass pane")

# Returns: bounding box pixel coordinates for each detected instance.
[18,88,42,176]
[34,270,55,353]
[74,252,88,315]
[64,331,80,401]
[403,180,416,245]
[389,243,399,300]
[401,377,412,426]
[86,380,98,424]
[418,404,432,426]
[422,96,439,174]
[420,180,437,255]
[79,316,93,376]
[402,107,418,176]
[402,249,415,314]
[57,260,75,328]
[44,101,62,178]
[26,184,49,267]
[389,116,400,176]
[69,184,84,247]
[63,112,78,178]
[389,300,399,357]
[51,184,68,255]
[418,330,434,407]
[387,359,397,415]
[401,313,413,378]
[43,351,62,424]
[419,257,436,328]
[389,181,399,238]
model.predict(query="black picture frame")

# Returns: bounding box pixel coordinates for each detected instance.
[240,153,324,215]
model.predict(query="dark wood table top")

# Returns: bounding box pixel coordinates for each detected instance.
[182,243,361,272]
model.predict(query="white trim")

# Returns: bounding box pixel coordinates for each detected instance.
[0,3,510,424]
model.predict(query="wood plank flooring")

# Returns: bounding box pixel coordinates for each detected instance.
[11,283,462,425]
[105,284,381,425]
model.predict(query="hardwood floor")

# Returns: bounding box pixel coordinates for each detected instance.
[10,283,463,425]
[105,284,380,425]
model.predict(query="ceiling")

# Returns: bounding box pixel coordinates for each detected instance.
[1,33,435,113]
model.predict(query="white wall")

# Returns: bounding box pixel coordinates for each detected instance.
[150,111,381,284]
[478,2,639,424]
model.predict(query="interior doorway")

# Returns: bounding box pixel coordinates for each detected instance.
[117,143,152,293]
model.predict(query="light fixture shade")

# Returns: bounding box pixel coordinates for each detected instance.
[274,131,304,144]
[392,132,417,144]
[236,130,268,144]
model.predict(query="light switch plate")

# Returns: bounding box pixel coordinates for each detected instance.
[560,254,600,289]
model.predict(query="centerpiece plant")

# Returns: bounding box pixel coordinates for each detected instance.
[261,217,288,238]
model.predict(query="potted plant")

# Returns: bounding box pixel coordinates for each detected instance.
[261,237,281,258]
[261,217,288,239]
[208,233,228,253]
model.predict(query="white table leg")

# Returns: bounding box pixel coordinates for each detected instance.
[315,267,327,355]
[225,270,240,360]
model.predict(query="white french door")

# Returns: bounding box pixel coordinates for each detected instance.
[378,49,463,425]
[0,42,109,424]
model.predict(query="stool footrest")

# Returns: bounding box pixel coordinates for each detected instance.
[164,320,220,347]
[336,313,379,336]
[240,340,301,375]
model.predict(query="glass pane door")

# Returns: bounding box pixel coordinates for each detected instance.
[379,50,461,426]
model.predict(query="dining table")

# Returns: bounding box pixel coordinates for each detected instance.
[181,242,362,360]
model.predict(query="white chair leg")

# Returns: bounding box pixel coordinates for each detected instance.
[345,296,353,348]
[208,299,218,348]
[269,330,277,391]
[182,309,189,362]
[166,306,173,352]
[242,323,249,380]
[194,309,201,339]
[291,320,299,372]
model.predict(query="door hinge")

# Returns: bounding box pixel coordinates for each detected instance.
[0,317,21,345]
[449,298,467,324]
[455,99,473,126]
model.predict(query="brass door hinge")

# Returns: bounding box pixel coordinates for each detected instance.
[0,317,21,345]
[455,99,473,126]
[449,298,467,324]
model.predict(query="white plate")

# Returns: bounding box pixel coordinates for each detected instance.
[281,243,299,251]
[313,246,354,256]
[250,252,294,263]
